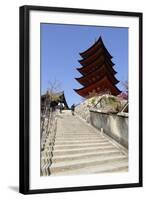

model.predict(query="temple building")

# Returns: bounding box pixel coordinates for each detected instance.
[41,91,69,113]
[74,36,121,98]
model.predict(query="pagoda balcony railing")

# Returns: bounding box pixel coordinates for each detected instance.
[40,107,57,176]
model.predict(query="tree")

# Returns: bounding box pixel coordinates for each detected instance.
[43,80,62,114]
[47,80,61,100]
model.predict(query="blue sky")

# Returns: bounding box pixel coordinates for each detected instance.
[41,23,128,107]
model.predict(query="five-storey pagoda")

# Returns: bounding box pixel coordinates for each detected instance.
[74,36,121,98]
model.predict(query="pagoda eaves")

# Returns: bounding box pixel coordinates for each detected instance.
[74,76,121,97]
[79,44,113,67]
[74,36,121,97]
[80,36,112,59]
[77,56,115,76]
[75,64,118,86]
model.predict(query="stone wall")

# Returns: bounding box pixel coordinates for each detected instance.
[75,96,128,148]
[75,101,90,123]
[90,110,128,148]
[75,96,102,123]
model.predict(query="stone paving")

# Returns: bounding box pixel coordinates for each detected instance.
[49,110,128,176]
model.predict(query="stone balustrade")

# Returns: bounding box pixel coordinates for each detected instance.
[40,111,57,176]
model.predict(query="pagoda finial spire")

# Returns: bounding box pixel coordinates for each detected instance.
[99,35,102,39]
[94,36,102,44]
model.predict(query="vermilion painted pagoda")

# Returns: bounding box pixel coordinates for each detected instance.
[74,36,121,98]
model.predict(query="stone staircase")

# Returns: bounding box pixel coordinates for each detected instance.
[49,110,128,176]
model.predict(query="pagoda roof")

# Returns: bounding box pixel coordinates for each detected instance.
[75,64,118,86]
[74,76,121,97]
[77,57,115,76]
[79,36,112,59]
[79,43,112,67]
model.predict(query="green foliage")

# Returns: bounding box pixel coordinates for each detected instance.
[91,98,96,105]
[100,96,122,112]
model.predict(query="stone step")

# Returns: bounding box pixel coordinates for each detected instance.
[54,140,110,147]
[95,166,128,173]
[52,146,117,156]
[53,142,113,150]
[55,136,102,140]
[55,133,100,137]
[50,156,128,174]
[56,131,97,134]
[51,162,128,175]
[52,150,124,163]
[51,154,127,168]
[54,139,108,145]
[55,137,106,142]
